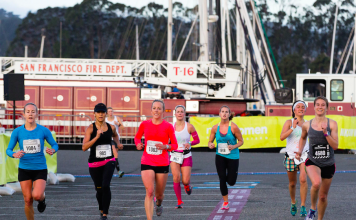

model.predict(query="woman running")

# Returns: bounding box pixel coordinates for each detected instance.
[208,105,244,210]
[296,96,338,220]
[170,105,200,208]
[82,103,120,220]
[106,107,125,177]
[6,103,58,220]
[134,99,178,220]
[280,100,309,217]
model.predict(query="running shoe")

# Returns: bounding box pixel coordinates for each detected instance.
[175,201,184,209]
[305,209,316,220]
[37,198,46,213]
[100,216,108,220]
[300,206,307,217]
[118,171,125,178]
[156,205,163,216]
[184,185,192,195]
[221,202,229,210]
[290,202,297,216]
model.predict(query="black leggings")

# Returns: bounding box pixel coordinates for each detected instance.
[215,154,239,196]
[89,161,116,214]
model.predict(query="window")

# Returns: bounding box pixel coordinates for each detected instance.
[303,79,326,101]
[330,80,344,101]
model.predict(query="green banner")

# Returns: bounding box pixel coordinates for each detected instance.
[0,132,58,184]
[190,116,356,150]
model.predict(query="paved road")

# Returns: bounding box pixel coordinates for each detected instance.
[1,150,355,220]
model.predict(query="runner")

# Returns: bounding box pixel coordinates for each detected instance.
[280,100,309,217]
[106,107,125,178]
[134,99,178,220]
[6,103,58,220]
[295,96,338,220]
[208,105,244,210]
[82,103,120,220]
[170,105,200,208]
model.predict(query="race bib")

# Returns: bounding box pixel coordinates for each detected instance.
[146,141,163,155]
[294,151,308,165]
[23,139,41,154]
[218,143,230,155]
[312,144,330,159]
[96,144,112,158]
[170,152,184,164]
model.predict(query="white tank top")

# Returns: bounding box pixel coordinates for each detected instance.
[105,116,120,139]
[172,122,192,158]
[286,118,309,157]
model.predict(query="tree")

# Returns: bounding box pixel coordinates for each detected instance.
[309,53,330,73]
[0,9,22,56]
[278,53,304,89]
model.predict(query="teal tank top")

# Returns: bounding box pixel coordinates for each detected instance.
[215,121,239,159]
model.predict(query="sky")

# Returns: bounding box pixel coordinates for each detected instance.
[2,0,321,18]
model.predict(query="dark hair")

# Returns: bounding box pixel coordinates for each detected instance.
[219,105,235,121]
[24,103,38,113]
[314,96,329,108]
[151,99,165,111]
[291,100,307,118]
[175,105,185,112]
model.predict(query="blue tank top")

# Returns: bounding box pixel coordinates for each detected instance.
[215,121,239,159]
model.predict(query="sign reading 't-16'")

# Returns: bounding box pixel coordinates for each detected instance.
[167,64,197,82]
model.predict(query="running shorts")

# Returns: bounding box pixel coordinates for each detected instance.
[305,159,335,179]
[283,155,299,172]
[141,164,169,174]
[18,168,48,182]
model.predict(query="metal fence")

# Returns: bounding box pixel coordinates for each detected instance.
[0,113,191,146]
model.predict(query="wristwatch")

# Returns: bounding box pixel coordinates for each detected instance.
[290,126,295,131]
[324,131,330,137]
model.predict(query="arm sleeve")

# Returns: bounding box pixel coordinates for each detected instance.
[190,131,200,146]
[167,124,178,152]
[6,129,19,158]
[44,128,59,152]
[134,121,145,146]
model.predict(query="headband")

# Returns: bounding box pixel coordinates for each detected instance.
[293,101,307,111]
[175,105,185,112]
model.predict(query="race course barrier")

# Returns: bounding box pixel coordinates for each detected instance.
[190,115,356,150]
[0,132,57,186]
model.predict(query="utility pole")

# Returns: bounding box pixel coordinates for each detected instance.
[167,0,173,61]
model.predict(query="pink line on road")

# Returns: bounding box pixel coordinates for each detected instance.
[207,189,251,220]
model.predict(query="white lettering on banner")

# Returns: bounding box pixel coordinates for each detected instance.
[240,126,267,135]
[167,64,197,82]
[340,129,356,137]
[15,62,132,76]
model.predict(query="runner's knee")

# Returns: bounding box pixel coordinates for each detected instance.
[146,188,154,198]
[311,180,321,189]
[24,197,33,206]
[173,175,181,183]
[32,192,42,201]
[319,193,328,202]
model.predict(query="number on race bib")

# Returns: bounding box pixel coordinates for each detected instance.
[146,141,163,155]
[170,152,183,164]
[312,144,330,159]
[218,143,230,155]
[96,145,112,158]
[23,139,41,154]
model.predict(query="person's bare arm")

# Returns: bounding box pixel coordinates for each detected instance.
[295,122,309,160]
[280,119,296,141]
[323,119,338,150]
[208,125,218,149]
[82,124,101,151]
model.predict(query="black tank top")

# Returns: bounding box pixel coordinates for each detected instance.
[88,122,114,163]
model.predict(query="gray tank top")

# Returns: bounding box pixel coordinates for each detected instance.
[307,119,334,167]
